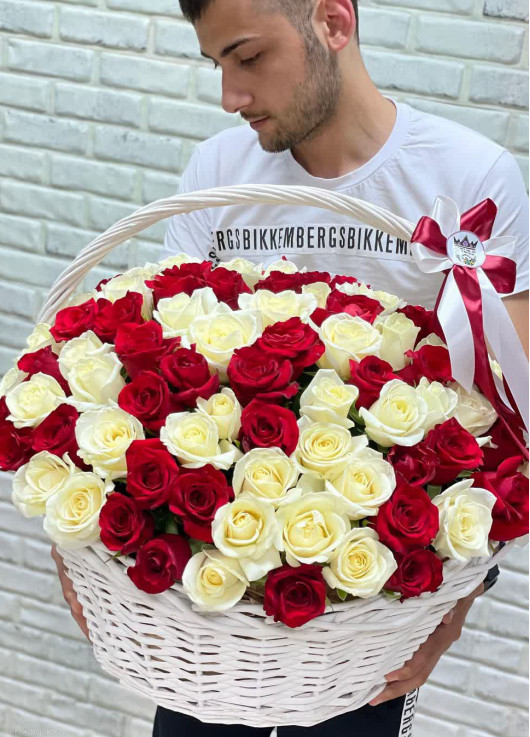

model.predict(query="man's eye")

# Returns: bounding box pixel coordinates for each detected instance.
[241,53,261,66]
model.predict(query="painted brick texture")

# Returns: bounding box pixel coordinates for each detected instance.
[0,1,527,736]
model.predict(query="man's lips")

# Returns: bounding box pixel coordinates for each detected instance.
[247,117,269,130]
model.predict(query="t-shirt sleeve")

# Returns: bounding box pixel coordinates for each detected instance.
[161,146,213,261]
[475,150,529,296]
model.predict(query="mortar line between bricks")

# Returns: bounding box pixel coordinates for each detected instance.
[4,705,116,737]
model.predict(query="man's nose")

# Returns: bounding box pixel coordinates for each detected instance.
[221,73,253,114]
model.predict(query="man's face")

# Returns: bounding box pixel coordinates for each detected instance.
[196,0,342,152]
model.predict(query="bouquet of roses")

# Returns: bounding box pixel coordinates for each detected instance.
[2,254,528,628]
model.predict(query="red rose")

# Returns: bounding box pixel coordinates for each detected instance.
[160,347,219,407]
[127,534,192,594]
[146,262,212,306]
[386,549,444,601]
[264,563,327,628]
[325,291,383,324]
[387,441,440,486]
[227,345,298,406]
[31,403,86,469]
[425,418,483,485]
[115,321,180,379]
[348,356,398,409]
[0,399,32,471]
[481,419,526,472]
[373,482,439,555]
[206,266,252,310]
[17,346,70,394]
[473,456,529,542]
[239,400,299,456]
[99,491,155,555]
[169,465,234,543]
[397,305,437,344]
[126,438,180,509]
[399,345,453,386]
[50,299,97,342]
[93,292,144,343]
[118,371,176,433]
[330,274,357,289]
[255,317,325,379]
[255,271,331,294]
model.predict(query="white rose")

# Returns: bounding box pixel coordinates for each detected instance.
[219,258,264,288]
[275,491,350,566]
[325,454,396,520]
[22,323,59,354]
[375,313,420,371]
[238,289,317,328]
[43,471,113,550]
[489,357,503,380]
[263,259,299,276]
[450,383,498,437]
[323,527,397,597]
[432,479,496,561]
[6,373,66,428]
[12,452,78,518]
[416,378,458,433]
[157,253,202,271]
[232,447,299,506]
[416,333,447,350]
[212,498,280,580]
[68,291,98,307]
[188,303,262,379]
[65,352,126,411]
[75,407,144,480]
[302,282,331,309]
[196,388,241,440]
[318,314,382,379]
[0,367,28,398]
[360,379,428,447]
[160,411,242,470]
[299,369,359,429]
[294,416,358,480]
[153,287,219,339]
[100,267,153,319]
[182,549,248,612]
[58,331,113,379]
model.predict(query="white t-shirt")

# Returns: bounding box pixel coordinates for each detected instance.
[162,101,529,308]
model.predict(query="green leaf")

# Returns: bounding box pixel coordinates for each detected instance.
[165,517,179,535]
[457,469,473,479]
[382,588,402,600]
[188,538,206,556]
[336,588,348,601]
[426,485,443,500]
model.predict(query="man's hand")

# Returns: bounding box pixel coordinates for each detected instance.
[50,543,91,642]
[369,582,485,706]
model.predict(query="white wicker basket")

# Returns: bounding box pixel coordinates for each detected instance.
[43,185,515,728]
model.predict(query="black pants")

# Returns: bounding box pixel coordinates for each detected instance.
[152,690,419,736]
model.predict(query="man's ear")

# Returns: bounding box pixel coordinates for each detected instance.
[314,0,357,53]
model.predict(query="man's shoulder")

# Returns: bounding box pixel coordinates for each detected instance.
[406,103,505,168]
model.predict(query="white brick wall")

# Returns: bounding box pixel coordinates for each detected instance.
[0,1,527,736]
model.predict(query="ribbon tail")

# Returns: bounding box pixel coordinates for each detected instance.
[478,269,529,431]
[437,270,475,392]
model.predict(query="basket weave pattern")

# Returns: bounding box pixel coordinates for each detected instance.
[43,185,514,727]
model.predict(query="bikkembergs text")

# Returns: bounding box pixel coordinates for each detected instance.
[209,224,412,261]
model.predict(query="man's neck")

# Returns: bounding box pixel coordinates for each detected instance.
[289,67,397,180]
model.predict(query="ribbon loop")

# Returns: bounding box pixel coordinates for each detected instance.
[411,197,529,438]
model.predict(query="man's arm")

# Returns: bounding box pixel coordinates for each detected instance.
[161,145,213,262]
[505,290,529,357]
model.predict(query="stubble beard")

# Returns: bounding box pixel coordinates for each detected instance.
[257,35,342,154]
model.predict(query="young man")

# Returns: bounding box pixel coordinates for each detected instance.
[153,0,528,734]
[52,1,528,735]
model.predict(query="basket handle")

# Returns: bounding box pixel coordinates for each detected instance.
[38,184,416,324]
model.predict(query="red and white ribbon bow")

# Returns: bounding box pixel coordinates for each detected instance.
[411,196,529,434]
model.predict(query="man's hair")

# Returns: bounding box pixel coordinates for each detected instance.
[179,0,360,41]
